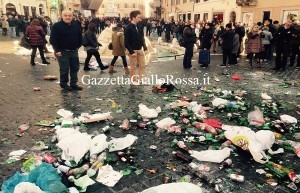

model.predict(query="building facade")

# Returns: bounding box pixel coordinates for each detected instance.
[97,0,146,18]
[239,0,300,27]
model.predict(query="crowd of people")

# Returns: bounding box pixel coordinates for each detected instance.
[0,10,299,91]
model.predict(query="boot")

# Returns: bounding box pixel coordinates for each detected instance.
[109,65,117,73]
[124,67,130,74]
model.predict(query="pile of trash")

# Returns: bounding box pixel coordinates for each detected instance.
[1,85,299,192]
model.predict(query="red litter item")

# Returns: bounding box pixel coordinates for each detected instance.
[231,74,241,80]
[203,119,222,129]
[193,122,218,135]
[43,153,56,163]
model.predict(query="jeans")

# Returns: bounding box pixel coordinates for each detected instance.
[290,43,300,67]
[30,45,46,63]
[222,48,232,65]
[129,49,146,81]
[111,56,128,67]
[263,44,271,60]
[275,47,289,69]
[57,50,80,87]
[9,27,16,37]
[84,49,105,69]
[183,42,194,69]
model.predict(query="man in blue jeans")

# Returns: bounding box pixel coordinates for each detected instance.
[7,15,17,38]
[50,10,83,91]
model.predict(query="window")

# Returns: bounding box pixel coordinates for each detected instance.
[195,0,200,3]
[176,0,180,5]
[203,13,208,21]
[39,4,44,15]
[187,13,191,20]
[262,11,270,22]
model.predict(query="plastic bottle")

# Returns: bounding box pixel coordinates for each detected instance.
[67,164,89,178]
[219,159,232,169]
[172,151,192,163]
[87,152,107,177]
[229,174,244,182]
[176,141,192,154]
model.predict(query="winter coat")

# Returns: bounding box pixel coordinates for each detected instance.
[85,30,101,51]
[1,20,8,28]
[26,25,46,46]
[232,34,240,54]
[112,27,126,56]
[291,25,300,46]
[245,32,264,54]
[220,29,235,50]
[261,30,273,45]
[200,28,213,49]
[183,25,196,43]
[274,26,293,48]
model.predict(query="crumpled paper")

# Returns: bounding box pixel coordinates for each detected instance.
[138,103,161,118]
[190,148,231,163]
[96,165,123,187]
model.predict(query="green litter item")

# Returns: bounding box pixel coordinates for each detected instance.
[121,169,132,176]
[22,156,36,172]
[178,175,191,182]
[36,120,55,127]
[61,120,73,127]
[134,169,143,175]
[205,133,213,141]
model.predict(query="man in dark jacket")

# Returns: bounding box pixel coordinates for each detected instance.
[183,20,196,69]
[234,22,245,57]
[50,10,82,91]
[125,10,148,85]
[220,23,235,66]
[274,21,293,71]
[290,21,300,68]
[199,23,214,67]
[164,20,172,42]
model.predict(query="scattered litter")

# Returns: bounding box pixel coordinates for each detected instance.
[96,165,123,187]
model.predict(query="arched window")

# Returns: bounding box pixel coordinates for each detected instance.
[6,3,16,15]
[230,11,236,23]
[39,4,44,15]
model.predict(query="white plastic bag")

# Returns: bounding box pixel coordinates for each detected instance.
[261,93,272,100]
[280,115,298,124]
[138,104,161,119]
[108,134,138,152]
[90,134,109,155]
[141,182,202,193]
[155,117,176,135]
[57,109,73,119]
[190,148,231,163]
[247,107,265,126]
[14,182,45,193]
[212,98,228,107]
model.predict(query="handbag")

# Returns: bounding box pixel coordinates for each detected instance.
[19,35,31,50]
[108,42,113,50]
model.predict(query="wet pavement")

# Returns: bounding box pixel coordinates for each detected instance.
[0,34,299,193]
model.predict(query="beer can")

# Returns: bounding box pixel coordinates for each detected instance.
[229,174,244,182]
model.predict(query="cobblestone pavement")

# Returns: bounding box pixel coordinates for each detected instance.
[0,34,299,193]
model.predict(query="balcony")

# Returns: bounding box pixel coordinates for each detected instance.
[236,0,257,6]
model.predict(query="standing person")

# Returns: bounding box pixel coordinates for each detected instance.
[261,26,273,63]
[274,21,293,71]
[264,19,276,61]
[199,23,213,67]
[290,21,300,68]
[220,23,235,66]
[245,25,265,68]
[146,20,151,36]
[7,15,17,38]
[234,22,245,57]
[26,19,50,65]
[1,17,8,36]
[156,21,162,37]
[182,20,196,69]
[231,32,240,65]
[15,15,21,37]
[164,20,172,42]
[125,10,148,84]
[50,10,83,91]
[109,23,129,74]
[83,23,108,71]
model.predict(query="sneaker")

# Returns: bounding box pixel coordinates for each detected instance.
[71,84,83,90]
[61,85,73,91]
[200,64,208,68]
[83,67,92,71]
[42,61,50,64]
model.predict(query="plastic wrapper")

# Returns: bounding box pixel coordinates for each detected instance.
[247,107,265,126]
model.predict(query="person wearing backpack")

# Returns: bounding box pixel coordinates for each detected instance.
[83,22,108,71]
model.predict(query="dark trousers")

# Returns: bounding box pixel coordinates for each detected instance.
[183,42,194,69]
[231,53,238,64]
[165,31,171,42]
[237,38,243,56]
[31,45,46,63]
[146,29,151,36]
[263,44,271,60]
[111,56,128,67]
[84,49,104,69]
[275,48,289,69]
[57,50,79,87]
[157,27,162,36]
[268,42,275,61]
[2,28,7,36]
[222,48,232,65]
[290,44,300,67]
[248,53,261,65]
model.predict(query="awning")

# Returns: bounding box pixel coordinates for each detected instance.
[88,0,103,10]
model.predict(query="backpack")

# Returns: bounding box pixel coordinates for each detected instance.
[178,35,186,47]
[82,33,89,47]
